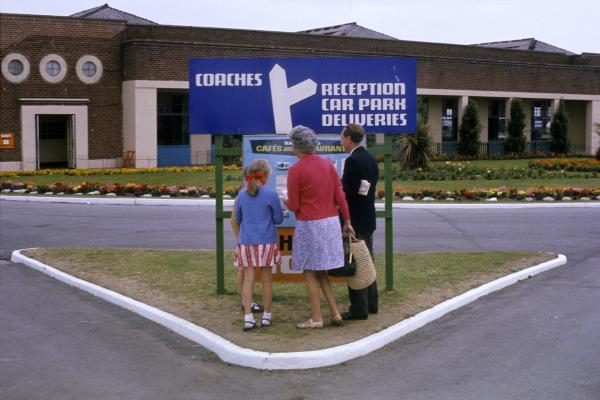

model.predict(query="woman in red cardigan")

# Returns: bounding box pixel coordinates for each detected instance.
[286,125,355,328]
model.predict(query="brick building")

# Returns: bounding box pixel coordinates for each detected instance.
[1,5,599,171]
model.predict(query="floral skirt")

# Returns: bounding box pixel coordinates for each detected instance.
[235,243,281,268]
[292,216,344,271]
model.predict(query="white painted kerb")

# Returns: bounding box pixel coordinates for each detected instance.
[11,249,566,370]
[2,195,600,209]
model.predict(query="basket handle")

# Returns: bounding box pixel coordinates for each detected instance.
[345,235,354,263]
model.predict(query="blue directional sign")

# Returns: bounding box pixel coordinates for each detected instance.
[189,57,416,135]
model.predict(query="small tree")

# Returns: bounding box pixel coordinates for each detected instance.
[457,100,481,156]
[549,99,570,154]
[595,122,600,160]
[416,96,428,125]
[397,122,433,170]
[505,99,526,154]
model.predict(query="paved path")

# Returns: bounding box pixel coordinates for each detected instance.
[1,201,600,399]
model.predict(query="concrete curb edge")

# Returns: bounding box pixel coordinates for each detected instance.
[2,195,600,209]
[10,249,566,370]
[0,195,230,207]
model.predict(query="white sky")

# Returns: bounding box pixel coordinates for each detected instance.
[2,0,598,54]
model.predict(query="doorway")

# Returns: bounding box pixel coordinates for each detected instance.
[37,114,74,169]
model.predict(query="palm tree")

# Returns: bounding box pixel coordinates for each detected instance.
[397,123,433,170]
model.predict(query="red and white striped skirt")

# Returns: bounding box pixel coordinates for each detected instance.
[235,243,281,268]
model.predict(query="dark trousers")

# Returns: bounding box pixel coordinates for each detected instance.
[348,232,378,317]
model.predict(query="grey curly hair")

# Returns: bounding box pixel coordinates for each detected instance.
[288,125,318,154]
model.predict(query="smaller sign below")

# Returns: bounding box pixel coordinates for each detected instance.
[244,134,349,284]
[0,133,15,149]
[270,227,303,282]
[256,227,346,283]
[243,135,348,228]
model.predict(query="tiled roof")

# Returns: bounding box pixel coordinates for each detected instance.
[299,22,396,40]
[474,38,574,55]
[70,3,157,25]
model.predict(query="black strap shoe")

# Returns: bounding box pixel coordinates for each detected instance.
[341,311,368,321]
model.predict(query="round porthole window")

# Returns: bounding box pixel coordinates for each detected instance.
[39,54,67,83]
[76,55,103,84]
[9,60,24,75]
[1,53,30,83]
[45,60,61,76]
[82,61,97,77]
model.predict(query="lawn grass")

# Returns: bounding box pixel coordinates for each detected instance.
[23,247,554,352]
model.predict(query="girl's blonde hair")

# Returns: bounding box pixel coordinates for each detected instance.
[245,159,271,196]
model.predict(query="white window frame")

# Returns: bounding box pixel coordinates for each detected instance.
[76,55,103,84]
[1,53,30,83]
[39,54,67,83]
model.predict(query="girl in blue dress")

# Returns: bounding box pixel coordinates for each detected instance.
[235,159,284,331]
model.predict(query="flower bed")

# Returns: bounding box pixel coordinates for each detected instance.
[429,151,567,162]
[528,158,600,172]
[393,161,598,181]
[0,165,241,178]
[0,180,241,198]
[379,186,600,201]
[3,179,599,202]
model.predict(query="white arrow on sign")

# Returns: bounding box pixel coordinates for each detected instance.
[269,64,317,134]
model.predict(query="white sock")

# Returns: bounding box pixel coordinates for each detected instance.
[262,311,272,320]
[244,313,255,323]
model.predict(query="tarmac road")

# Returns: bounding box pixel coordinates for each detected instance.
[1,201,600,399]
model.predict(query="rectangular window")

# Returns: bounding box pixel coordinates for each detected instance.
[531,101,551,140]
[488,100,506,141]
[157,91,190,146]
[441,98,458,141]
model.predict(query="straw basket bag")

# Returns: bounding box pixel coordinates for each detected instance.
[346,235,376,290]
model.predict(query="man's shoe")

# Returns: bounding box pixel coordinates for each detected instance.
[341,312,368,321]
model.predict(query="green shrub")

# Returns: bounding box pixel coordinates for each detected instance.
[550,100,570,154]
[505,99,527,154]
[595,122,600,161]
[457,100,482,156]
